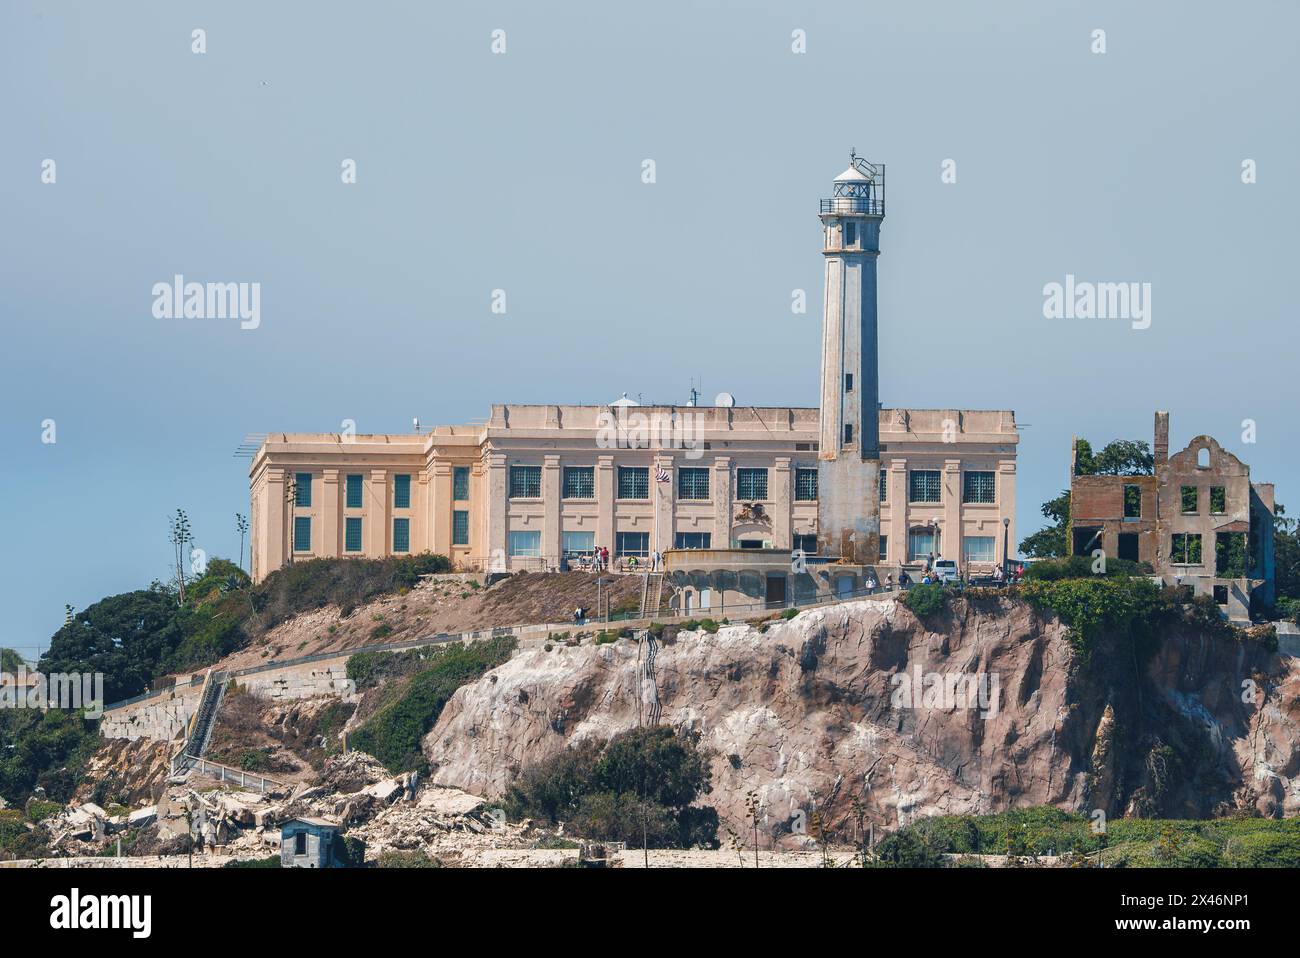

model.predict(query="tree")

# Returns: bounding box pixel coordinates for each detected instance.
[39,588,184,702]
[0,648,24,672]
[168,509,194,606]
[1020,490,1070,558]
[235,513,249,574]
[1274,504,1300,607]
[1092,439,1154,476]
[1075,438,1153,477]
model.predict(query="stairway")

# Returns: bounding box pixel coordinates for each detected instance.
[638,573,664,618]
[170,670,228,780]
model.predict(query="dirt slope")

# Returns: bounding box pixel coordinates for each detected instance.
[202,571,645,674]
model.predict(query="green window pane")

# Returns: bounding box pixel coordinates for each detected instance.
[736,468,768,501]
[392,518,410,553]
[394,474,411,509]
[293,516,311,552]
[962,471,995,504]
[618,467,649,500]
[616,531,649,556]
[674,532,712,549]
[508,530,541,556]
[563,467,595,499]
[677,468,710,500]
[509,466,542,499]
[452,510,469,546]
[294,473,312,507]
[345,474,363,509]
[453,467,470,502]
[794,468,818,501]
[562,531,595,554]
[345,517,363,552]
[909,470,941,503]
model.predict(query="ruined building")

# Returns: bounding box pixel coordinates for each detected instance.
[1069,411,1275,621]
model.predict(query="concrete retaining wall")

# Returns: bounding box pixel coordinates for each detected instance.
[100,659,356,743]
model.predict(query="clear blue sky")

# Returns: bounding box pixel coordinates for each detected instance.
[2,0,1296,657]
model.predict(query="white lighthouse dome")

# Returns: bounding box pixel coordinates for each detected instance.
[834,164,872,183]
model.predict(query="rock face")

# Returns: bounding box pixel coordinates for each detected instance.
[423,596,1300,846]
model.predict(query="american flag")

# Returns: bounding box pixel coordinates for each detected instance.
[655,466,671,483]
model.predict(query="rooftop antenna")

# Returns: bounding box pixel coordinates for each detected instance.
[413,416,421,434]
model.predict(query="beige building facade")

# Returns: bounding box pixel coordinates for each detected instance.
[250,154,1019,593]
[249,405,1017,583]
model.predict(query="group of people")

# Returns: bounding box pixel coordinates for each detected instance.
[570,548,664,574]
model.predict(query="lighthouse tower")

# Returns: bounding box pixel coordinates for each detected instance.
[817,152,885,566]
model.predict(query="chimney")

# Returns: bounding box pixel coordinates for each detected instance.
[1154,410,1169,466]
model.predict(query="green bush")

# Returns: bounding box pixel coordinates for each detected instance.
[223,854,281,868]
[901,583,945,618]
[349,637,516,773]
[504,726,719,850]
[1021,555,1152,581]
[375,850,441,868]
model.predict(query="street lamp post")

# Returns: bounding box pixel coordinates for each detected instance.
[1002,517,1011,575]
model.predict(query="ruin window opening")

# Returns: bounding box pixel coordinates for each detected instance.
[1210,486,1226,514]
[1171,532,1202,565]
[1181,486,1198,514]
[1117,532,1139,562]
[1215,532,1247,578]
[1123,484,1141,519]
[1197,447,1210,468]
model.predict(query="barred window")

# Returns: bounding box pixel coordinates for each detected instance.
[563,467,595,500]
[879,469,887,503]
[618,467,649,500]
[677,468,710,500]
[909,470,941,503]
[293,516,311,553]
[453,467,470,502]
[962,471,995,504]
[345,474,363,509]
[392,518,410,553]
[736,468,768,501]
[794,468,818,501]
[344,517,363,552]
[294,473,312,507]
[509,465,542,499]
[393,474,411,509]
[452,510,469,546]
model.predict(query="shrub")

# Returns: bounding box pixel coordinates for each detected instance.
[504,726,719,850]
[868,827,945,868]
[901,583,945,618]
[224,855,281,868]
[349,637,516,772]
[375,850,441,868]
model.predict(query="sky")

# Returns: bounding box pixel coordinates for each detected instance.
[2,0,1297,658]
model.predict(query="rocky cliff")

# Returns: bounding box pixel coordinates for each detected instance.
[423,595,1299,846]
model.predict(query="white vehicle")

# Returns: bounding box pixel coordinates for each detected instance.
[932,559,959,583]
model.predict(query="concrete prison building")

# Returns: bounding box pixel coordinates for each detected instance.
[249,155,1018,607]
